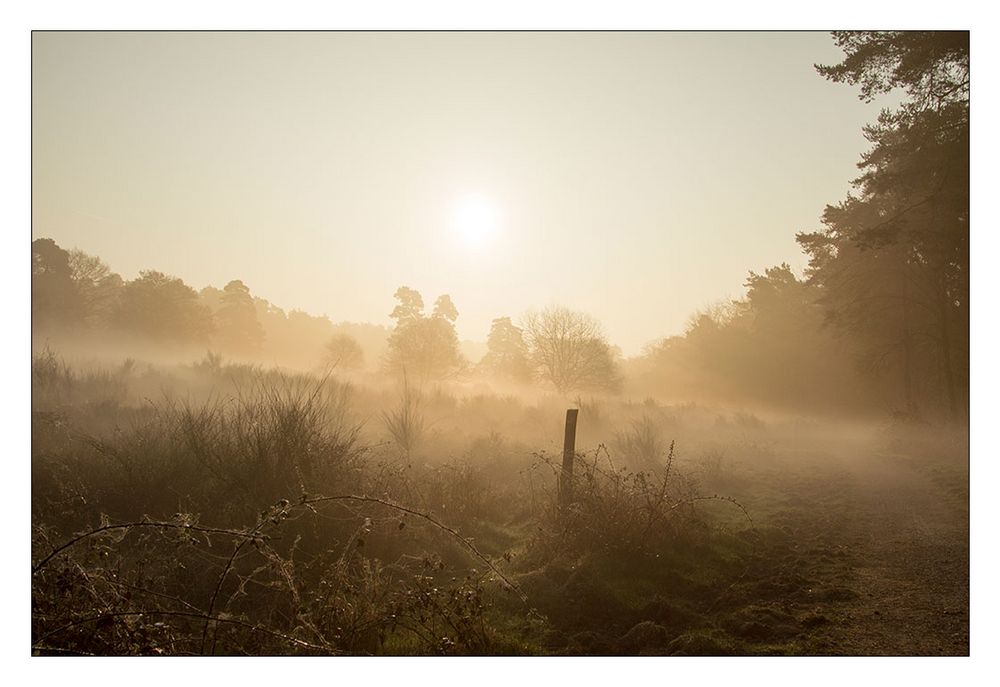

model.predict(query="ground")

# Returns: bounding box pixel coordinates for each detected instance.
[732,444,969,655]
[553,430,971,656]
[31,360,969,656]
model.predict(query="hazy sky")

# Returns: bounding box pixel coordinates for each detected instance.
[32,31,891,355]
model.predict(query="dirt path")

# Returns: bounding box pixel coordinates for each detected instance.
[820,449,969,655]
[723,441,969,655]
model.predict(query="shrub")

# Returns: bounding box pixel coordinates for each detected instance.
[31,495,516,656]
[612,415,667,468]
[380,377,425,457]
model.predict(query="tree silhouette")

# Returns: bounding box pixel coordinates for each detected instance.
[479,316,531,383]
[32,238,82,328]
[112,270,214,344]
[215,280,265,353]
[68,248,123,327]
[628,265,874,411]
[799,31,969,418]
[432,295,459,323]
[384,287,464,381]
[816,31,968,108]
[523,306,620,393]
[390,286,424,324]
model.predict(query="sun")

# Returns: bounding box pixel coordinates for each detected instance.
[451,194,499,250]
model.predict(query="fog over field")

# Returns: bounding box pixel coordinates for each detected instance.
[30,31,969,658]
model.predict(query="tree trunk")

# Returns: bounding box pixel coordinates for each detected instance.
[939,293,959,420]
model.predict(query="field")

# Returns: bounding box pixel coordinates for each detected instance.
[30,351,969,656]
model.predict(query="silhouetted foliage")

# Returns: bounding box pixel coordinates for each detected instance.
[479,316,532,383]
[384,287,465,381]
[67,249,123,327]
[215,279,265,354]
[800,31,969,418]
[32,238,82,328]
[816,31,968,108]
[112,270,214,344]
[523,306,621,393]
[390,286,424,323]
[432,294,459,323]
[251,298,342,367]
[631,265,870,411]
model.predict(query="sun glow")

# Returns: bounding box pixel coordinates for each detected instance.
[451,194,499,251]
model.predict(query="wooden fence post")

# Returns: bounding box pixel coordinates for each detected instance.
[559,408,579,509]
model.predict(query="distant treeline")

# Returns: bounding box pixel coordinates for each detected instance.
[31,33,968,421]
[634,33,968,421]
[31,237,391,370]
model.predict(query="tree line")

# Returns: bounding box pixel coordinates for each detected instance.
[31,33,968,419]
[30,238,622,392]
[381,286,622,392]
[629,32,968,420]
[31,238,387,368]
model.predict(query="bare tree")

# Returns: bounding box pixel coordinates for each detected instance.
[523,306,621,393]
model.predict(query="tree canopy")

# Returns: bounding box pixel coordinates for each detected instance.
[523,306,621,393]
[799,31,968,418]
[214,279,266,354]
[112,270,214,344]
[384,286,465,381]
[479,316,532,383]
[32,238,82,327]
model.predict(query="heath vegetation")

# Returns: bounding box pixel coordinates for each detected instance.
[31,31,969,656]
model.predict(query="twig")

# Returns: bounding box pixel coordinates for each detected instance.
[201,517,271,655]
[32,521,267,575]
[300,494,527,603]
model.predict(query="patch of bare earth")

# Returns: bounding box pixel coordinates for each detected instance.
[718,443,968,655]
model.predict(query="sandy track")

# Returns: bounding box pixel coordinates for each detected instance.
[731,441,969,655]
[824,449,968,655]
